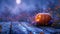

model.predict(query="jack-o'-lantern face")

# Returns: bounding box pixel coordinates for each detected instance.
[35,13,52,25]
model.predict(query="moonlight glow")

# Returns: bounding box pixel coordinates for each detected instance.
[16,0,21,4]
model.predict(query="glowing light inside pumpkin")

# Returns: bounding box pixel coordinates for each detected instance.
[35,14,41,22]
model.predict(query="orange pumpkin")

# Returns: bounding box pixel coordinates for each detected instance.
[35,13,52,26]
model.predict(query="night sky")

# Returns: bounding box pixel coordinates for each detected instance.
[0,0,60,22]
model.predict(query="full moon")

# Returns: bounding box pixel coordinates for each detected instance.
[16,0,21,4]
